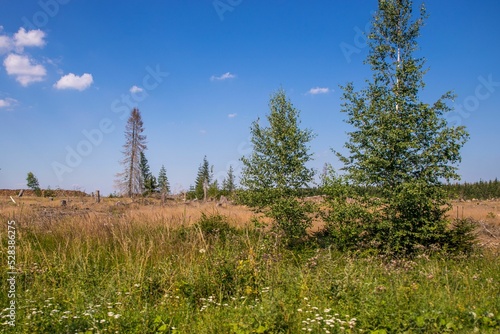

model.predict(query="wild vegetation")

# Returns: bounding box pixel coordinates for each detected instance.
[1,201,499,333]
[2,0,498,332]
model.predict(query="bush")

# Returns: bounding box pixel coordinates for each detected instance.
[319,170,478,256]
[43,188,56,198]
[444,218,478,254]
[195,212,235,241]
[268,196,314,243]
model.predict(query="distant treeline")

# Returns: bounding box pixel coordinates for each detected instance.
[291,179,500,201]
[444,179,500,200]
[0,189,89,198]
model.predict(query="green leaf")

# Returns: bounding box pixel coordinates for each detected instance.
[254,325,267,333]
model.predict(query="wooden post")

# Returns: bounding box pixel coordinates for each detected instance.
[95,190,100,203]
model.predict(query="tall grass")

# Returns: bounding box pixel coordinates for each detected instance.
[1,205,499,333]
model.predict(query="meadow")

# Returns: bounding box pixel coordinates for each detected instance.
[1,196,499,333]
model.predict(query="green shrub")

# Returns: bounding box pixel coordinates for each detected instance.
[195,212,235,240]
[444,218,478,254]
[319,170,478,256]
[268,196,314,243]
[43,188,56,198]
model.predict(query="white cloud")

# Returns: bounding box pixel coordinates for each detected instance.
[129,85,144,93]
[307,87,330,95]
[228,113,237,118]
[0,26,11,54]
[0,35,12,54]
[0,98,18,109]
[210,72,236,81]
[54,73,93,91]
[14,28,46,50]
[3,53,46,86]
[0,27,47,54]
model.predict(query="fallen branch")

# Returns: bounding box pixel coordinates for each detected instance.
[480,221,498,239]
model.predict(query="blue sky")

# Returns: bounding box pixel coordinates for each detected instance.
[1,0,499,195]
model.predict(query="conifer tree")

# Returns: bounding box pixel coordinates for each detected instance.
[194,156,212,200]
[222,165,236,194]
[115,108,147,197]
[139,152,151,191]
[158,165,170,195]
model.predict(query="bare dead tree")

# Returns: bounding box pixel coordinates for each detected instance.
[115,108,147,197]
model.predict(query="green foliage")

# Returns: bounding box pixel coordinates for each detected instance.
[43,186,56,198]
[222,165,236,196]
[157,165,170,195]
[445,179,500,200]
[334,0,470,254]
[26,171,42,196]
[240,89,316,241]
[139,151,150,188]
[195,212,236,241]
[444,218,478,254]
[207,179,220,199]
[321,166,477,256]
[320,169,381,251]
[143,175,158,196]
[194,156,213,200]
[267,194,314,241]
[139,152,158,196]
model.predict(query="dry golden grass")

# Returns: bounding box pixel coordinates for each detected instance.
[1,195,499,248]
[0,195,259,229]
[448,199,500,222]
[448,199,500,249]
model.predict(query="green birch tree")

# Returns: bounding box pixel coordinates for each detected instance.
[241,89,316,241]
[26,171,41,196]
[326,0,469,254]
